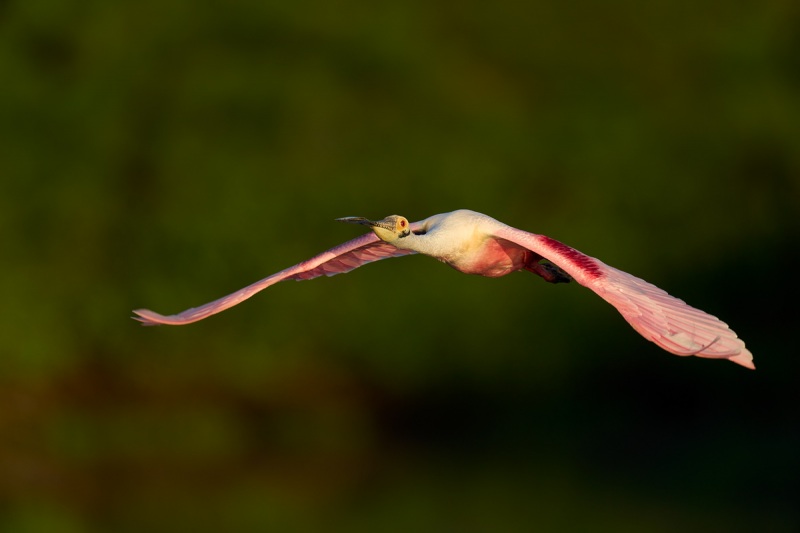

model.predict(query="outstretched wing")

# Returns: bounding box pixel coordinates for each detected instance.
[493,225,754,369]
[133,232,416,326]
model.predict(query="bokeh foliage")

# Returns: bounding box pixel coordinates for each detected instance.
[1,0,798,531]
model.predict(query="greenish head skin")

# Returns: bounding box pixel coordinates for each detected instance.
[336,215,411,243]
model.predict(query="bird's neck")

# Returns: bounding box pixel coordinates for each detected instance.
[391,232,442,257]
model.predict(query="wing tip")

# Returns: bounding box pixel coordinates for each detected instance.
[131,308,167,326]
[728,351,756,370]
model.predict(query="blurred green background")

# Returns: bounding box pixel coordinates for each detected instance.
[1,0,799,531]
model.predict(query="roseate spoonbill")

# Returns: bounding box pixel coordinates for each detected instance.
[133,209,754,369]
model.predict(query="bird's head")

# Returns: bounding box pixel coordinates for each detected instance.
[337,215,411,243]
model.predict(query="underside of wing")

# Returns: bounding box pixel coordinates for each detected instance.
[591,263,754,369]
[133,232,416,326]
[493,225,754,369]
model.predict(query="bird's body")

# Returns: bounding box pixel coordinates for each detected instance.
[393,211,527,276]
[134,209,754,370]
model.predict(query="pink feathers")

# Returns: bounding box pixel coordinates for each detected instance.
[496,225,753,369]
[535,235,603,281]
[132,233,416,326]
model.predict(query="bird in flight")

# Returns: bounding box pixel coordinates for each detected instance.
[133,209,754,369]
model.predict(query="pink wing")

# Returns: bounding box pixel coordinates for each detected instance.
[494,225,754,369]
[132,232,416,326]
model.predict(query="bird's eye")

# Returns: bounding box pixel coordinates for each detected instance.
[399,219,407,228]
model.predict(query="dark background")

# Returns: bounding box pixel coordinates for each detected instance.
[1,0,798,531]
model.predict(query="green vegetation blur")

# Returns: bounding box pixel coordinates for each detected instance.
[1,0,798,531]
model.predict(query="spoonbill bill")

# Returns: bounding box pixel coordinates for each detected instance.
[133,209,754,369]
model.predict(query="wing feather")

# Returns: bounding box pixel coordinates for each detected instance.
[493,225,754,369]
[133,232,416,326]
